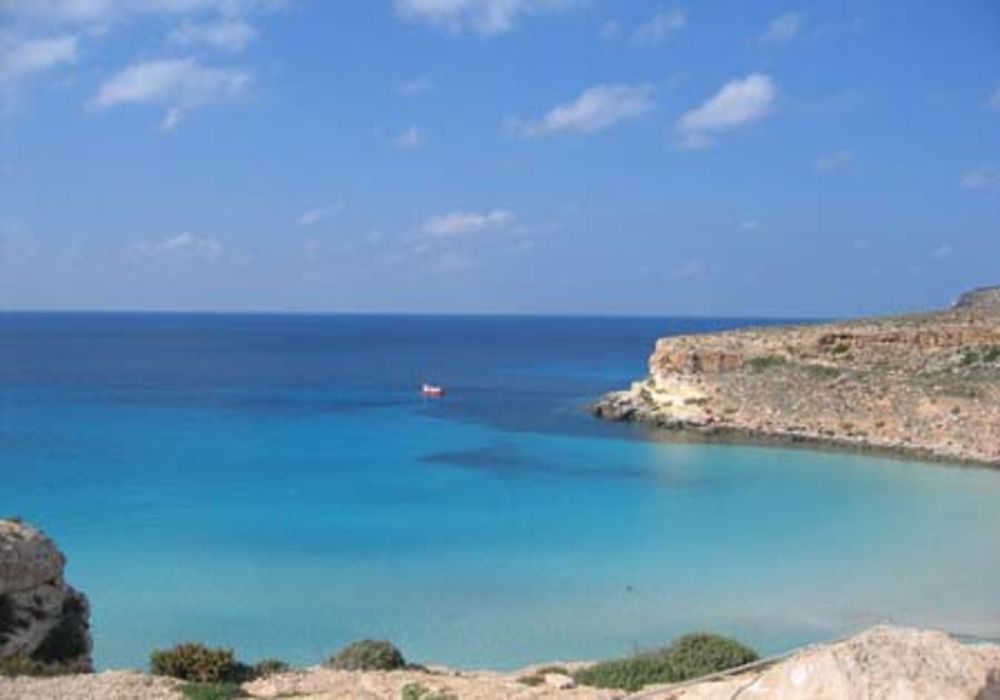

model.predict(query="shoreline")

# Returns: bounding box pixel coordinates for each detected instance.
[596,405,1000,471]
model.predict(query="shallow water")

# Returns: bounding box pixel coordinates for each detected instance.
[2,313,999,670]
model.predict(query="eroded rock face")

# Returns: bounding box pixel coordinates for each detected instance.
[593,288,1000,466]
[0,519,92,673]
[953,286,1000,312]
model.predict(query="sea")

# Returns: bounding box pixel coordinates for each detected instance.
[2,312,999,670]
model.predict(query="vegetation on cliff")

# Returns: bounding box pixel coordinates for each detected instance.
[326,639,407,671]
[573,632,759,691]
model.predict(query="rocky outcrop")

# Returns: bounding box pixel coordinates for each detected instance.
[669,625,1000,700]
[593,288,1000,466]
[954,285,1000,311]
[0,519,92,673]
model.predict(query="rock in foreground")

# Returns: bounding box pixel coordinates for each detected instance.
[669,625,1000,700]
[593,287,1000,466]
[0,519,92,673]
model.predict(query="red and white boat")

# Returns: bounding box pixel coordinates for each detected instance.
[421,383,445,397]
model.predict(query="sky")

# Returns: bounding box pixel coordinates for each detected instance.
[1,0,998,317]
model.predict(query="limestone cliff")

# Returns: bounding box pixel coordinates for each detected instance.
[593,287,1000,466]
[0,519,92,672]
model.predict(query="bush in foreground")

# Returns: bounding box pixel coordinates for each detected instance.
[0,653,84,678]
[327,639,406,671]
[150,643,249,684]
[574,633,759,691]
[401,682,457,700]
[0,656,66,678]
[517,665,571,686]
[181,682,246,700]
[252,658,289,677]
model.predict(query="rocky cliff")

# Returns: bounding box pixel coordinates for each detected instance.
[0,519,92,673]
[593,287,1000,466]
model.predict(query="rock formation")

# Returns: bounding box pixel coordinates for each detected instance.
[670,625,1000,700]
[593,288,1000,466]
[0,519,92,673]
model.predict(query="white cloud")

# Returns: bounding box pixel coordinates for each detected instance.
[160,106,184,131]
[987,88,1000,113]
[393,0,573,35]
[600,20,622,40]
[394,125,425,149]
[672,260,707,279]
[135,232,222,260]
[395,75,432,96]
[633,9,686,43]
[511,83,653,138]
[167,18,257,52]
[92,58,251,131]
[676,73,776,148]
[0,34,78,90]
[815,149,855,174]
[422,209,515,237]
[296,202,343,226]
[961,167,1000,191]
[930,244,953,260]
[737,219,761,233]
[760,13,804,43]
[297,209,325,227]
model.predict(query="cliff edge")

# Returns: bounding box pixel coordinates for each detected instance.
[0,519,92,673]
[593,288,1000,466]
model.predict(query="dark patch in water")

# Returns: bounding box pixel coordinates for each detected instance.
[421,444,705,488]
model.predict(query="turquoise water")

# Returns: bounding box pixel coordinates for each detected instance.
[2,313,999,670]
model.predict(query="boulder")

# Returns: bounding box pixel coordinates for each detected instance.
[0,519,92,673]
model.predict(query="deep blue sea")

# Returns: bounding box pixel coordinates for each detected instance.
[2,313,999,670]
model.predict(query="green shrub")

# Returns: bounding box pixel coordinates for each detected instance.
[400,683,456,700]
[960,348,980,366]
[181,682,247,700]
[151,643,249,683]
[802,364,841,379]
[401,683,427,700]
[0,656,50,678]
[747,355,786,372]
[518,665,570,686]
[983,345,1000,363]
[574,633,758,691]
[574,650,674,691]
[666,633,759,680]
[0,655,80,678]
[327,639,406,671]
[252,659,289,677]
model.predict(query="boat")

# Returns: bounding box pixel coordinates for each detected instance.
[421,383,445,397]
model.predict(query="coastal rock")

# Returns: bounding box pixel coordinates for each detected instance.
[953,285,1000,312]
[666,625,1000,700]
[592,287,1000,466]
[0,519,92,673]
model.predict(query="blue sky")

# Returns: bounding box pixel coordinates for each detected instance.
[1,0,998,317]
